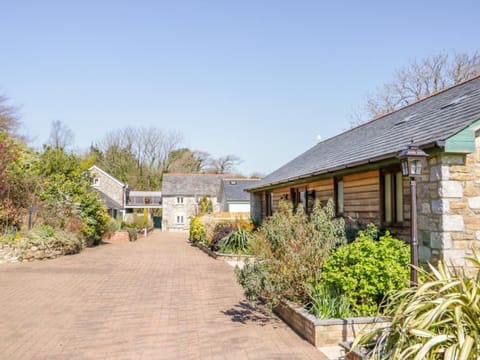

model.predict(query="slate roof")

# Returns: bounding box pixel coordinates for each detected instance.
[162,174,228,197]
[221,179,261,202]
[249,75,480,191]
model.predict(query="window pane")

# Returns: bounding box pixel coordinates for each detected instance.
[384,174,392,223]
[396,172,404,222]
[337,180,344,213]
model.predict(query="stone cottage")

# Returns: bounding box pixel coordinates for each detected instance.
[248,75,480,267]
[161,173,227,231]
[90,165,127,219]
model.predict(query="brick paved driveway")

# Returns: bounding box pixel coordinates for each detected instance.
[0,231,325,360]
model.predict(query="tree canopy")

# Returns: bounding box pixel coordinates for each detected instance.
[352,50,480,125]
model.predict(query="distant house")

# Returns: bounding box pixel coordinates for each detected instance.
[90,166,162,224]
[248,75,480,267]
[90,165,127,219]
[161,173,227,231]
[218,179,261,213]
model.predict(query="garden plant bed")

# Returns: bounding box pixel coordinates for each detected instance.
[192,241,255,263]
[273,301,389,348]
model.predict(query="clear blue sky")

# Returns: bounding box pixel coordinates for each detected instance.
[1,0,478,175]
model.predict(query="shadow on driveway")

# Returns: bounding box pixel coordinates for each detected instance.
[222,300,278,327]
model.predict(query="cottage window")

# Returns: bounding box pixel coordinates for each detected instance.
[335,178,344,215]
[290,187,307,212]
[382,170,404,224]
[265,191,273,216]
[176,215,184,224]
[93,177,100,186]
[177,197,184,204]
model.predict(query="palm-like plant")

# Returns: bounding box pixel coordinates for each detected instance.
[220,226,251,254]
[352,249,480,360]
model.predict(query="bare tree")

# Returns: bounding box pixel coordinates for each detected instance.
[47,120,74,149]
[352,50,480,126]
[0,95,22,138]
[93,126,183,189]
[206,154,242,174]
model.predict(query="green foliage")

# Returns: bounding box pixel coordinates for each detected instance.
[235,261,273,305]
[353,250,480,360]
[198,196,213,215]
[308,283,353,319]
[127,216,149,230]
[321,224,410,315]
[15,228,83,255]
[236,200,346,307]
[38,224,55,237]
[220,226,251,254]
[126,227,138,241]
[78,190,109,246]
[189,216,206,243]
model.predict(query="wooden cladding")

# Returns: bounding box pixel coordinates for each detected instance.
[258,169,403,229]
[343,170,380,223]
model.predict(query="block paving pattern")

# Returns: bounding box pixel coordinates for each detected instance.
[0,231,325,359]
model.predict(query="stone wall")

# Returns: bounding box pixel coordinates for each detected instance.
[91,168,125,207]
[418,136,480,268]
[0,240,82,264]
[274,301,388,348]
[162,196,220,231]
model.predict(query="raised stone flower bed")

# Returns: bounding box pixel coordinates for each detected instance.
[273,301,389,348]
[0,239,82,264]
[192,241,255,263]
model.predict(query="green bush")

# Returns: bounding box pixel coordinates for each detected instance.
[220,226,251,254]
[321,224,410,315]
[126,227,138,241]
[132,216,149,230]
[189,216,206,243]
[15,228,83,255]
[308,282,353,319]
[236,199,346,307]
[353,250,480,359]
[79,191,109,246]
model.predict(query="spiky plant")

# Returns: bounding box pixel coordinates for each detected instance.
[352,250,480,359]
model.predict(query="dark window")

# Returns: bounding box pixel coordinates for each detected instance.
[306,190,316,213]
[334,177,344,215]
[177,197,184,204]
[382,170,404,224]
[265,191,273,216]
[291,187,307,212]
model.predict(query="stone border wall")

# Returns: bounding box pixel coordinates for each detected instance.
[273,301,389,348]
[192,241,255,263]
[0,241,82,264]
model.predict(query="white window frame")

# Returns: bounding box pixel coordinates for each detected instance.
[176,197,184,204]
[93,177,100,187]
[176,214,185,224]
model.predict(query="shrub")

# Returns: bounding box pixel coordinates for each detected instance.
[219,226,251,254]
[321,224,410,315]
[353,250,480,360]
[131,216,149,230]
[189,216,206,243]
[79,191,109,246]
[210,223,236,251]
[236,199,346,307]
[198,196,213,215]
[308,283,353,319]
[126,227,138,241]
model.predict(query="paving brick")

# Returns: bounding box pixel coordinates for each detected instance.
[0,231,325,360]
